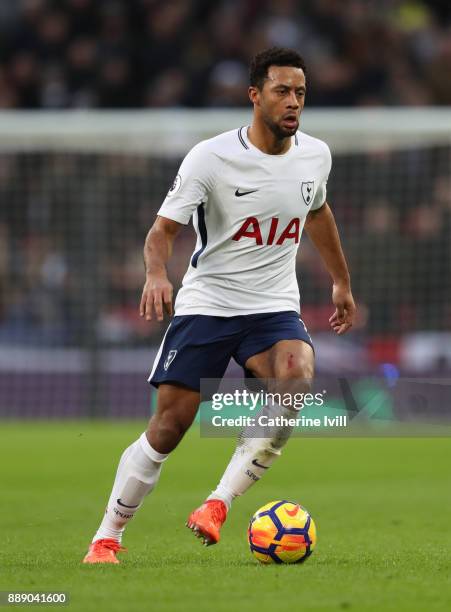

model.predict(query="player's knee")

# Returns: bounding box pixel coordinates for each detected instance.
[154,411,187,438]
[147,408,190,452]
[274,358,314,386]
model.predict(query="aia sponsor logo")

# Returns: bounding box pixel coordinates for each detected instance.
[232,217,300,245]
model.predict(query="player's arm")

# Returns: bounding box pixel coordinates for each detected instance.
[304,202,356,335]
[140,216,182,322]
[141,141,215,322]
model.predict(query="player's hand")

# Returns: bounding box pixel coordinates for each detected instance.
[140,275,173,322]
[329,282,356,335]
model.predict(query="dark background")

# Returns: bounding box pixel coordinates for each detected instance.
[1,0,451,109]
[0,0,450,416]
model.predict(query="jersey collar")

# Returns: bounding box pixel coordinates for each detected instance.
[239,126,299,156]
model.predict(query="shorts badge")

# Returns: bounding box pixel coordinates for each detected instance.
[164,349,178,371]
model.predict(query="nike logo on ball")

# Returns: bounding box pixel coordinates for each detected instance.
[251,458,269,469]
[235,188,258,197]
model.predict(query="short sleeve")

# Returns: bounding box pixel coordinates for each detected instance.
[157,141,216,225]
[310,143,332,211]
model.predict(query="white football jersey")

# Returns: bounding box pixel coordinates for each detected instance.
[158,126,332,316]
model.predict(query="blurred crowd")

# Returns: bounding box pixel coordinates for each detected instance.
[1,0,451,109]
[0,146,450,348]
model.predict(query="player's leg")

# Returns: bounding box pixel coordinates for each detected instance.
[85,313,237,560]
[146,383,201,453]
[188,312,315,546]
[207,338,314,510]
[83,384,199,563]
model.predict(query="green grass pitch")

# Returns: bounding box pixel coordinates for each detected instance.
[1,421,451,612]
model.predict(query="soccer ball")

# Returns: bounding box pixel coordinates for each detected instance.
[248,500,317,564]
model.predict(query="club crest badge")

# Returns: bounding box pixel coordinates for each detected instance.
[164,349,178,371]
[301,181,315,206]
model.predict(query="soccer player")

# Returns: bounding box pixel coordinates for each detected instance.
[83,47,356,564]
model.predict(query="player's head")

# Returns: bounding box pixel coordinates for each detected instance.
[249,47,307,139]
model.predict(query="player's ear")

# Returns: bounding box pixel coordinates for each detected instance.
[248,86,260,106]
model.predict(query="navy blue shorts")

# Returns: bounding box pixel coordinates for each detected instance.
[148,311,313,393]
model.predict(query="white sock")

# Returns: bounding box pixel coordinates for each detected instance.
[93,432,168,543]
[207,402,296,509]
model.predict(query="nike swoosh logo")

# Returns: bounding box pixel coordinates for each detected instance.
[251,459,269,469]
[235,188,258,197]
[117,498,140,509]
[285,505,300,517]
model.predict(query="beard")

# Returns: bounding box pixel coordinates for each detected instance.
[263,115,298,139]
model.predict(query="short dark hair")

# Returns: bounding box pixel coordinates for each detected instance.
[249,47,307,90]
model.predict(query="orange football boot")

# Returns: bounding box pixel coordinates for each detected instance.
[83,538,127,564]
[186,499,228,546]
